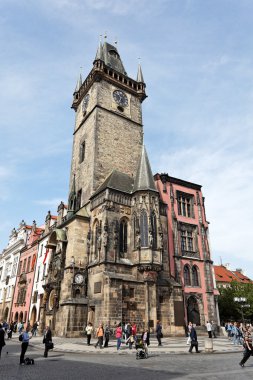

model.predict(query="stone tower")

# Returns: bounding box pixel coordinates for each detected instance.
[69,41,147,208]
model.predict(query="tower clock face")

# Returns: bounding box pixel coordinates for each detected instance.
[82,94,90,113]
[113,90,128,107]
[74,273,84,284]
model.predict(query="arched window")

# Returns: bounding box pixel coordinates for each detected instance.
[119,219,128,256]
[140,210,148,247]
[192,266,199,286]
[150,211,157,249]
[184,265,191,286]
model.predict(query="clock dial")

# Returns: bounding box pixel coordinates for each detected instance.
[82,94,90,113]
[113,90,128,107]
[74,273,84,284]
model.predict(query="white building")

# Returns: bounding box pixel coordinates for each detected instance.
[0,221,31,322]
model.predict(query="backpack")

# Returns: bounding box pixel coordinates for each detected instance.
[19,334,23,342]
[25,358,34,365]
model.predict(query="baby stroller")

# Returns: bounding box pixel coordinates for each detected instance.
[135,337,148,359]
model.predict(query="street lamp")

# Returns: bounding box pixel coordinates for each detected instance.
[233,297,250,324]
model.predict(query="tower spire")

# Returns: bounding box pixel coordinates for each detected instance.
[133,145,157,192]
[74,72,82,92]
[95,35,104,61]
[136,62,144,83]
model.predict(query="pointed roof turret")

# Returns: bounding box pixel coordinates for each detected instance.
[95,40,104,61]
[74,73,82,92]
[133,145,157,193]
[137,63,144,83]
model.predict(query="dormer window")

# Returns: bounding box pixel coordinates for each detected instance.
[109,49,119,59]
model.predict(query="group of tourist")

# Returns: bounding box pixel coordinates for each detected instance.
[225,321,249,345]
[0,321,53,365]
[84,320,163,351]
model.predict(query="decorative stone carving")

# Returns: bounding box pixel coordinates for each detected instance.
[143,271,158,282]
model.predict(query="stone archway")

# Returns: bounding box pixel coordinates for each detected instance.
[30,306,37,326]
[14,312,19,322]
[3,307,9,321]
[187,296,200,326]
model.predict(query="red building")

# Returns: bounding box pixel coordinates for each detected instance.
[10,221,44,326]
[155,173,219,326]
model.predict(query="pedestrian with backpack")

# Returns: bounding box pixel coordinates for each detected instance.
[19,326,32,365]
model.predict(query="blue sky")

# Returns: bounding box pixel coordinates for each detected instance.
[0,0,253,277]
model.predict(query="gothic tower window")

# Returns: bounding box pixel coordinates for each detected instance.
[140,209,148,247]
[183,265,191,286]
[192,266,199,287]
[119,219,128,256]
[76,189,82,210]
[94,222,99,259]
[150,211,157,249]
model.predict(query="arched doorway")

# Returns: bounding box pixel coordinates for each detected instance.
[14,312,19,322]
[187,296,200,326]
[19,311,23,322]
[3,307,9,321]
[30,306,37,326]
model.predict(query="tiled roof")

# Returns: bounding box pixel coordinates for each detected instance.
[214,265,253,284]
[233,270,253,284]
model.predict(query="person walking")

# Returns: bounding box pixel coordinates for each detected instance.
[19,326,31,365]
[187,322,192,345]
[239,326,252,367]
[211,321,217,338]
[232,322,240,345]
[94,323,104,349]
[104,325,110,348]
[206,321,212,338]
[141,328,150,356]
[0,323,6,359]
[43,326,53,358]
[188,325,200,353]
[18,321,24,334]
[115,324,122,351]
[132,323,137,341]
[85,322,93,346]
[156,320,163,346]
[31,321,38,337]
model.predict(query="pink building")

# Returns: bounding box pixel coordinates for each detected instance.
[11,221,44,326]
[155,173,219,326]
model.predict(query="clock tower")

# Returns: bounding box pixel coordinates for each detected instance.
[43,40,184,338]
[69,41,147,208]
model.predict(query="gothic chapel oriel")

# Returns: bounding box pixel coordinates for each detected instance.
[43,41,185,336]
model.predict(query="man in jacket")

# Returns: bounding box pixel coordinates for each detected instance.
[156,321,163,346]
[0,323,6,359]
[189,325,200,353]
[43,326,52,358]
